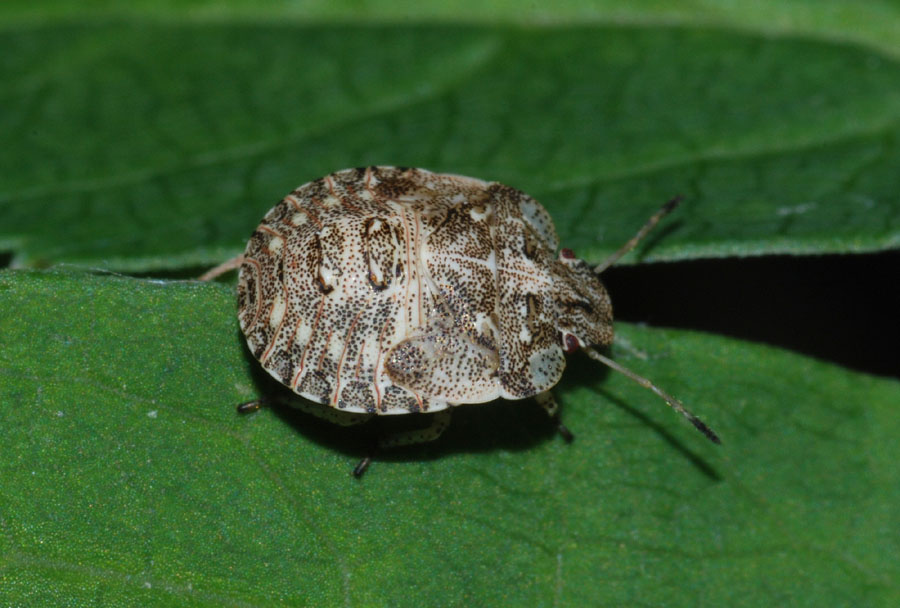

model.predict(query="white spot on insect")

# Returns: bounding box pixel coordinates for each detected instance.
[291,212,307,226]
[328,336,344,361]
[528,347,559,389]
[469,205,490,222]
[295,321,313,349]
[519,326,531,343]
[776,202,817,216]
[319,266,338,287]
[322,195,342,208]
[270,292,286,328]
[267,235,284,254]
[245,335,258,354]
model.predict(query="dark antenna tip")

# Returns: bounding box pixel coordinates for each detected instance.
[662,194,683,214]
[690,416,722,445]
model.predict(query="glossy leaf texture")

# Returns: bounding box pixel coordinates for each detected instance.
[1,270,898,606]
[1,19,900,269]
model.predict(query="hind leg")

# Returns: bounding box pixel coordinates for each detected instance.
[237,397,372,426]
[353,409,453,478]
[378,409,453,448]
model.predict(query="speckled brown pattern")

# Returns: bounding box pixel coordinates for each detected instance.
[237,167,614,415]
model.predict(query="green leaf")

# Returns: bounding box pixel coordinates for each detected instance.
[3,2,900,61]
[2,19,900,270]
[2,3,899,605]
[2,269,899,606]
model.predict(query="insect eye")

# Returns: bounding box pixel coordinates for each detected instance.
[560,248,576,260]
[562,333,580,353]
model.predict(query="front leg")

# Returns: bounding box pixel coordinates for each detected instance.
[535,392,574,442]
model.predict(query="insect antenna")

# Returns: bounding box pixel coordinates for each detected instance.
[593,196,682,275]
[584,348,721,444]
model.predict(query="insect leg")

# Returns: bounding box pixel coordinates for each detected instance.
[198,254,244,281]
[238,396,372,426]
[377,409,453,449]
[535,392,575,442]
[288,398,372,426]
[352,410,455,478]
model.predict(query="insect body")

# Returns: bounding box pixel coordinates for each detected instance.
[202,167,718,474]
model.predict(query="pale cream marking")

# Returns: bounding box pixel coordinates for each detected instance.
[370,295,397,410]
[365,218,387,287]
[282,313,307,361]
[290,297,326,389]
[325,176,362,213]
[284,194,322,229]
[332,306,369,405]
[242,257,264,329]
[399,209,416,330]
[364,167,386,208]
[354,339,366,379]
[528,346,560,390]
[319,264,338,289]
[261,282,289,364]
[487,221,503,359]
[413,210,425,330]
[357,187,374,202]
[469,204,490,221]
[269,291,286,328]
[317,330,334,371]
[267,235,284,254]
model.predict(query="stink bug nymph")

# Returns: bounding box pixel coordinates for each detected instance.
[201,167,719,475]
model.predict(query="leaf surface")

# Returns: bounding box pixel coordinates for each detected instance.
[1,20,899,269]
[1,269,898,606]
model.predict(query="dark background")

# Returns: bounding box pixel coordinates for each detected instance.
[604,250,900,380]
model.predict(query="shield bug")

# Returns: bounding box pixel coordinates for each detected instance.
[201,167,719,475]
